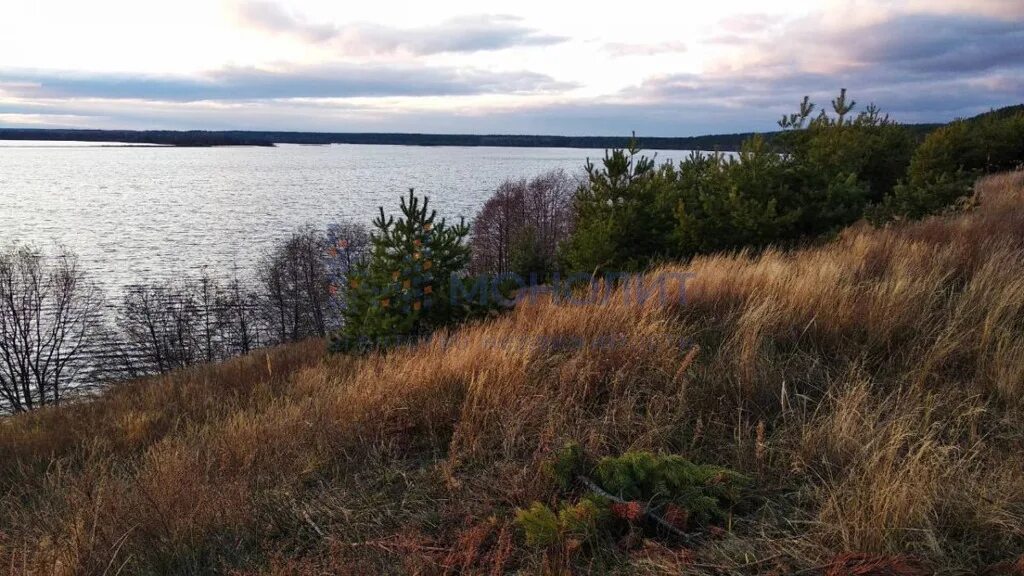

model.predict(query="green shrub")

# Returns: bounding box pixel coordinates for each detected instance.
[672,137,804,254]
[518,447,750,549]
[557,496,609,540]
[508,226,553,281]
[868,173,974,223]
[515,496,611,549]
[777,91,916,204]
[671,134,872,255]
[910,107,1024,186]
[565,91,910,267]
[593,451,749,525]
[544,442,587,491]
[515,502,561,547]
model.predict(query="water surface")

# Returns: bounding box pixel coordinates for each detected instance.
[2,142,684,293]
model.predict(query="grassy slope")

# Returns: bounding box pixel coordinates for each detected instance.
[2,173,1024,575]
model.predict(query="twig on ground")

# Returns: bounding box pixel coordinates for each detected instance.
[576,475,702,545]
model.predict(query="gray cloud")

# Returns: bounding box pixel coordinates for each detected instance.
[232,1,567,55]
[0,94,780,135]
[633,10,1024,123]
[638,66,1024,123]
[0,76,1019,137]
[806,13,1024,75]
[0,64,574,101]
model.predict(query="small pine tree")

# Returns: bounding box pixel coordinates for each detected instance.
[592,452,748,525]
[565,136,676,272]
[518,447,750,550]
[330,189,470,352]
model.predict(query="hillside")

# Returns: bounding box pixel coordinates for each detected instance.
[2,172,1024,574]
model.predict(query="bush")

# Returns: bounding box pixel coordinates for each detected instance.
[868,174,974,223]
[331,189,471,352]
[518,446,750,550]
[671,136,872,255]
[910,107,1024,185]
[515,496,610,549]
[515,502,561,547]
[593,452,748,525]
[672,137,805,254]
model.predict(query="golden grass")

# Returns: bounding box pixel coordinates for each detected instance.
[2,171,1023,575]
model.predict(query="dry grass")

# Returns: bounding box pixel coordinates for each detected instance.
[2,171,1023,575]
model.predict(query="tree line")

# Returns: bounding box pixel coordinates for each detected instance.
[0,120,943,151]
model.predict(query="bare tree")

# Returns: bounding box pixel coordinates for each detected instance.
[115,270,265,376]
[470,169,576,276]
[324,220,371,327]
[118,281,191,375]
[470,179,526,275]
[256,228,325,342]
[219,272,262,355]
[256,222,369,343]
[0,244,102,413]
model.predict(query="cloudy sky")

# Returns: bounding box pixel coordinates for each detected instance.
[0,0,1021,135]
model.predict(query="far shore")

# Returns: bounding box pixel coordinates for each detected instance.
[0,124,941,151]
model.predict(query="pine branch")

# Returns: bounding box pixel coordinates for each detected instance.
[575,475,701,545]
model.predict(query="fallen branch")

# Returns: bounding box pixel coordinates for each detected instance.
[302,511,325,538]
[576,475,702,545]
[335,538,449,553]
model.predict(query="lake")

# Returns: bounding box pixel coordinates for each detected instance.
[0,142,683,295]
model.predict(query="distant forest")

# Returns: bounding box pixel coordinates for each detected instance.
[0,123,945,150]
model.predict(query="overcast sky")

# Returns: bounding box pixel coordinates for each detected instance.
[0,0,1021,135]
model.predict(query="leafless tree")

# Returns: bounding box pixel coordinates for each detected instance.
[0,244,103,413]
[324,220,371,323]
[118,281,194,375]
[470,169,576,276]
[115,270,265,376]
[256,222,369,343]
[219,272,262,355]
[256,228,325,342]
[325,221,370,276]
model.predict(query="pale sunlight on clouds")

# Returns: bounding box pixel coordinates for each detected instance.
[0,0,1020,134]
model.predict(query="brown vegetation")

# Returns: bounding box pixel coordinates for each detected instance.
[2,172,1023,574]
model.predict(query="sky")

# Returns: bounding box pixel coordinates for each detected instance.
[0,0,1021,136]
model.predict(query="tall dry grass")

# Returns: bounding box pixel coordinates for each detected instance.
[2,172,1023,575]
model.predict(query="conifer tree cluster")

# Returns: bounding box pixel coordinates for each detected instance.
[566,89,927,273]
[330,189,470,352]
